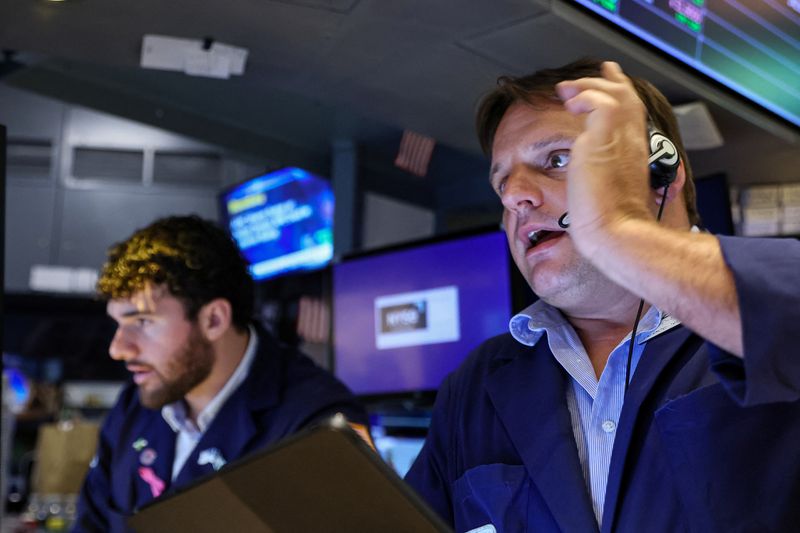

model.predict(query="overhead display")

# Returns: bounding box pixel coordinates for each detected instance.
[219,167,334,281]
[569,0,800,128]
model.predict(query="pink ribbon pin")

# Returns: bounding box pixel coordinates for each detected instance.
[138,466,166,498]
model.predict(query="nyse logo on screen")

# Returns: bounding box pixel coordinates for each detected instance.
[380,302,427,333]
[374,286,460,350]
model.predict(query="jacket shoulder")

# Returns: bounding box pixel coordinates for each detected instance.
[446,332,526,388]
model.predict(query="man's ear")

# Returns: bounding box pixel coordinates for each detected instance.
[197,298,233,342]
[654,158,687,206]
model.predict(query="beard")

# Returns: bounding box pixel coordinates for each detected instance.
[138,326,215,409]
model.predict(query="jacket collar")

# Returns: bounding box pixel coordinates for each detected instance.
[170,323,283,487]
[485,339,599,533]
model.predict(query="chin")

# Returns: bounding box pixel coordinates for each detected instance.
[138,384,182,410]
[527,270,591,309]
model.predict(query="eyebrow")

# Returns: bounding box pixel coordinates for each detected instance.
[489,134,574,178]
[109,308,155,321]
[120,310,152,317]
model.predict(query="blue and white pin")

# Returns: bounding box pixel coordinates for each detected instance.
[197,448,227,471]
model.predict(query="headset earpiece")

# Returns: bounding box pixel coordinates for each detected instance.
[647,126,680,189]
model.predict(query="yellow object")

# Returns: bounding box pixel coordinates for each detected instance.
[33,421,99,495]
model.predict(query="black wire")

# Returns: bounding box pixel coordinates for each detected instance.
[624,184,670,394]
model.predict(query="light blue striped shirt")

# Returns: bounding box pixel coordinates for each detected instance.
[509,300,681,526]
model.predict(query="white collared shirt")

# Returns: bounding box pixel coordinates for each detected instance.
[509,300,681,525]
[161,324,258,480]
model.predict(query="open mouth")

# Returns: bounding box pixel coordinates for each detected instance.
[527,229,565,249]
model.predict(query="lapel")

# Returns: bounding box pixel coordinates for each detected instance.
[171,326,282,488]
[601,326,696,533]
[485,339,599,533]
[131,413,176,507]
[171,387,259,487]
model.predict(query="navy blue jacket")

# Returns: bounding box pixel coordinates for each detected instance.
[406,235,800,532]
[74,325,367,532]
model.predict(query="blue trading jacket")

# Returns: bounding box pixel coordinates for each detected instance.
[406,235,800,532]
[73,325,367,532]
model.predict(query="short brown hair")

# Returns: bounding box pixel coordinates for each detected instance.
[476,58,700,226]
[97,215,254,331]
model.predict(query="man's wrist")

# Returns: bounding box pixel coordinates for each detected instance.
[571,210,653,260]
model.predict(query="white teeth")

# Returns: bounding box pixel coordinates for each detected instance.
[527,229,544,246]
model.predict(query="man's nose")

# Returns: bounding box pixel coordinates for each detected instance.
[109,328,137,361]
[500,169,544,215]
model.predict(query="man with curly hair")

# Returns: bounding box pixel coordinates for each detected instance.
[74,215,368,532]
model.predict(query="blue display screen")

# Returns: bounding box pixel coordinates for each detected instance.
[219,167,334,281]
[569,0,800,129]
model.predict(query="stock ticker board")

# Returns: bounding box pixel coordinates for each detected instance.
[571,0,800,128]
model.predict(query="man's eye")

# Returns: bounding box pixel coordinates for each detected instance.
[547,151,570,169]
[493,177,507,195]
[136,318,151,327]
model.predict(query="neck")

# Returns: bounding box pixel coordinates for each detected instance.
[184,326,250,423]
[564,298,649,379]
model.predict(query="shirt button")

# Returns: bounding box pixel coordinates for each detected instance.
[602,420,616,433]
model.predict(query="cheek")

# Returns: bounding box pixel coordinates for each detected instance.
[149,324,192,355]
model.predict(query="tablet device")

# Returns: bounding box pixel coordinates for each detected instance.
[128,416,452,532]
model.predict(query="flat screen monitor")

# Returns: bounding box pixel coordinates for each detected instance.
[372,435,427,478]
[695,172,735,235]
[566,0,800,129]
[333,230,512,396]
[219,167,334,281]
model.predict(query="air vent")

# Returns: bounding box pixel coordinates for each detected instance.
[7,138,53,178]
[72,147,144,183]
[153,151,222,187]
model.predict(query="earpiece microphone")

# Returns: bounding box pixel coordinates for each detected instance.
[556,126,680,230]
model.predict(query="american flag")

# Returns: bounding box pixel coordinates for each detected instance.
[296,296,330,344]
[394,129,436,177]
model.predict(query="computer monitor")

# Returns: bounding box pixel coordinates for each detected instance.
[695,172,735,235]
[333,230,513,396]
[218,167,334,281]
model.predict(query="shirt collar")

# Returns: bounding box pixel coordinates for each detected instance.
[509,299,680,348]
[162,324,258,434]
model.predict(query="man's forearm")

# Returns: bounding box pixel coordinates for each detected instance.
[583,218,743,356]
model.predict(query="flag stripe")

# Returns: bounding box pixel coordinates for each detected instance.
[395,130,435,177]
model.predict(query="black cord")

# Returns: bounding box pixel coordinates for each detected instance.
[624,184,670,394]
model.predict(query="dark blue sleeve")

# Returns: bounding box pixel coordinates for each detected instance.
[280,347,370,430]
[404,375,455,527]
[710,235,800,406]
[72,404,121,532]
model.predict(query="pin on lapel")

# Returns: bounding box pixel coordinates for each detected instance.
[139,448,158,466]
[138,467,165,498]
[132,438,148,451]
[197,447,227,471]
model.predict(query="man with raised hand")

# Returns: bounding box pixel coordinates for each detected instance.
[406,59,800,532]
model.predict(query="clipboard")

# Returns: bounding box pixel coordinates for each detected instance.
[128,416,452,532]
